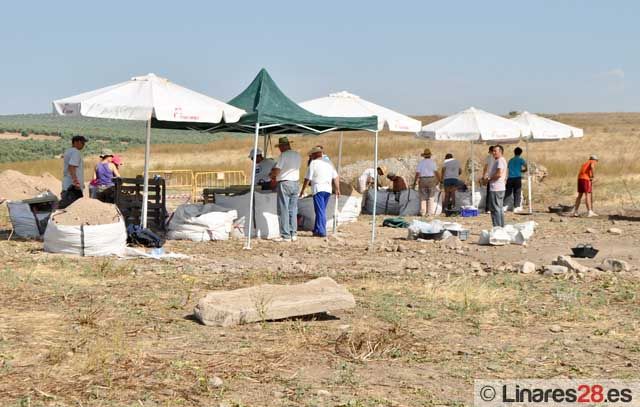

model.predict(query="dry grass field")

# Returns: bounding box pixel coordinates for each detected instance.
[0,112,639,406]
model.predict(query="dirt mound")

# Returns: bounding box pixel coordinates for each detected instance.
[0,170,61,201]
[52,198,121,226]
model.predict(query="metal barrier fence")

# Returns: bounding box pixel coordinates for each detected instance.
[147,170,248,202]
[193,171,247,199]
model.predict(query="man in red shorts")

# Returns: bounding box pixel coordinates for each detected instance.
[572,155,598,217]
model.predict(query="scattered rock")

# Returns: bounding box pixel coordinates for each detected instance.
[208,376,224,388]
[549,324,562,333]
[470,261,483,271]
[599,258,630,272]
[586,228,598,234]
[515,261,536,274]
[317,389,331,397]
[405,261,421,270]
[396,244,407,253]
[194,277,356,327]
[543,265,569,276]
[608,228,623,235]
[442,236,463,251]
[553,255,591,274]
[417,249,427,255]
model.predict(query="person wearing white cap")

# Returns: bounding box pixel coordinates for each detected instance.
[248,148,276,190]
[572,154,599,217]
[299,146,340,237]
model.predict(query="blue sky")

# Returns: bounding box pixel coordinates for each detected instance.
[1,0,638,115]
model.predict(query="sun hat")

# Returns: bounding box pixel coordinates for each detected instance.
[590,154,599,161]
[377,165,387,175]
[308,146,323,156]
[421,148,432,157]
[248,148,263,158]
[275,136,291,147]
[112,155,123,166]
[100,148,114,157]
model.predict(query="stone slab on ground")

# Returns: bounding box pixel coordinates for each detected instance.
[194,277,356,327]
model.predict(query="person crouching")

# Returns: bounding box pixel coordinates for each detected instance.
[299,146,340,237]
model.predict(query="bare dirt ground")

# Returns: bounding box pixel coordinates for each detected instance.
[1,203,639,406]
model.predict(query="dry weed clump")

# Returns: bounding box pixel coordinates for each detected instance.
[334,324,409,362]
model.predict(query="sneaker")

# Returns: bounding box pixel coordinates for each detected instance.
[587,211,598,218]
[272,236,292,242]
[291,235,298,242]
[572,211,580,217]
[513,207,523,214]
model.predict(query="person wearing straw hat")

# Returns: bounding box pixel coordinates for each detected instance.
[357,166,387,193]
[413,148,440,216]
[93,148,121,203]
[572,155,599,217]
[248,148,276,190]
[270,137,302,242]
[299,146,340,237]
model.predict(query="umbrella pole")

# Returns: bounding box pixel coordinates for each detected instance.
[470,141,476,208]
[333,131,344,234]
[141,118,151,228]
[371,130,379,245]
[245,123,261,250]
[527,139,533,214]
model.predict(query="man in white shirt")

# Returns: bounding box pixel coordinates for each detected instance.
[248,148,276,190]
[300,146,340,237]
[356,166,386,193]
[413,148,441,216]
[60,135,87,208]
[484,144,508,227]
[270,137,301,242]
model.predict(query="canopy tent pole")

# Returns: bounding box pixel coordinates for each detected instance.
[141,118,152,228]
[263,133,269,158]
[371,130,379,245]
[470,141,476,208]
[332,131,344,234]
[527,139,533,214]
[245,123,261,250]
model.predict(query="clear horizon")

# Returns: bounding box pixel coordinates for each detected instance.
[1,0,638,116]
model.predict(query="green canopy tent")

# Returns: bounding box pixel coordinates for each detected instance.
[153,69,379,248]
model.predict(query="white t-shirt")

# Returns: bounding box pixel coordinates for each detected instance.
[255,158,276,184]
[442,158,460,179]
[358,168,376,187]
[274,150,301,182]
[62,147,84,191]
[489,157,508,192]
[416,158,437,177]
[305,159,338,194]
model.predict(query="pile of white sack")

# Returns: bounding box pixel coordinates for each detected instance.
[167,203,238,241]
[44,198,127,256]
[478,221,537,246]
[7,191,58,239]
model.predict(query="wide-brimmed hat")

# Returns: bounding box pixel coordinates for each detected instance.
[112,155,123,166]
[100,148,114,157]
[308,146,323,156]
[248,148,263,158]
[377,165,387,174]
[421,148,432,157]
[590,154,599,161]
[275,136,291,147]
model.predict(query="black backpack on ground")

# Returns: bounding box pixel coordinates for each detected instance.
[126,224,165,248]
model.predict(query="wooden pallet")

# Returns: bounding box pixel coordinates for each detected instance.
[114,177,167,231]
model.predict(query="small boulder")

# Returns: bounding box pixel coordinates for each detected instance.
[553,255,590,274]
[543,265,568,276]
[442,236,463,251]
[608,228,623,235]
[549,324,562,333]
[516,261,536,274]
[586,228,598,234]
[599,258,630,272]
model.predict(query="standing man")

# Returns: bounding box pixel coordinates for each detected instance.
[572,155,598,217]
[481,146,495,213]
[413,148,440,216]
[60,135,87,208]
[441,153,462,210]
[505,147,528,212]
[484,145,507,227]
[300,146,340,237]
[270,137,301,242]
[248,148,276,190]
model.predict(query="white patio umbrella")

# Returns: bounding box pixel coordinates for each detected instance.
[53,73,245,228]
[300,91,421,242]
[511,111,583,213]
[417,107,524,207]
